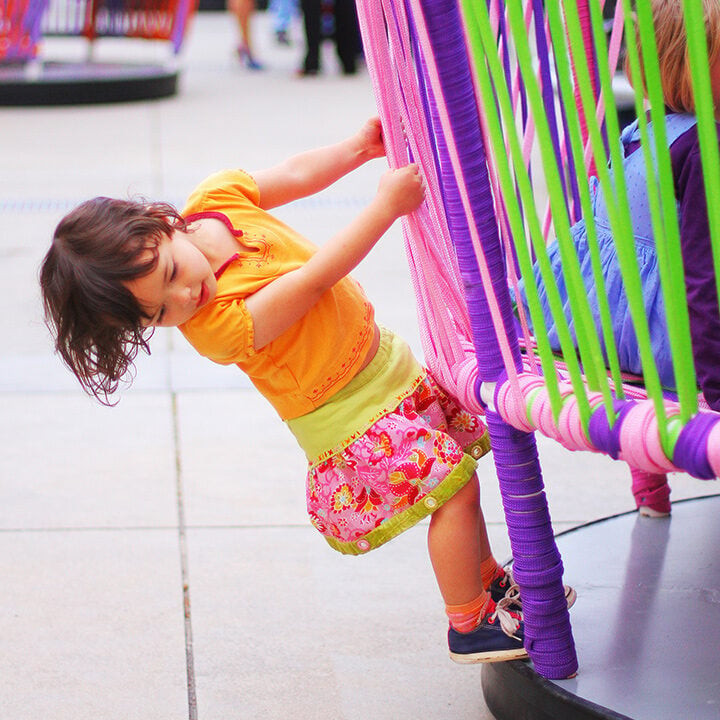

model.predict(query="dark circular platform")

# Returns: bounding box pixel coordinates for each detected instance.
[483,494,720,720]
[0,61,178,105]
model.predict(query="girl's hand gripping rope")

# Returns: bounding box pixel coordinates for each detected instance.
[377,163,425,218]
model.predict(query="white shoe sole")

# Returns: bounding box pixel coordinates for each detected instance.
[449,646,529,664]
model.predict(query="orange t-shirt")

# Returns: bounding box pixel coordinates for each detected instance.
[178,170,376,420]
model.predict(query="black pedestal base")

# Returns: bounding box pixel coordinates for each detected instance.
[482,495,720,720]
[0,61,178,105]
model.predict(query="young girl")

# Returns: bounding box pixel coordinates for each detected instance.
[40,117,560,664]
[518,0,720,516]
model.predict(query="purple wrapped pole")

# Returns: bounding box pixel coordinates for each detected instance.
[2,0,49,61]
[416,0,578,678]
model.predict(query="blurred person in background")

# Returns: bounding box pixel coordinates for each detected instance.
[298,0,362,76]
[229,0,264,69]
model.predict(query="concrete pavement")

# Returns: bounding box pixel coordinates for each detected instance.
[1,9,718,719]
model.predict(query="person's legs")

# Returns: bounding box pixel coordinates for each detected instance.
[299,0,321,73]
[270,0,295,33]
[332,0,360,74]
[228,0,263,69]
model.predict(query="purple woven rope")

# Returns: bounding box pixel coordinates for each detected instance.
[496,2,529,147]
[587,399,632,459]
[418,3,522,382]
[589,396,720,479]
[4,0,49,60]
[416,0,577,678]
[493,2,528,273]
[486,412,577,674]
[672,412,720,479]
[170,0,194,52]
[530,0,580,215]
[24,0,49,46]
[408,14,450,223]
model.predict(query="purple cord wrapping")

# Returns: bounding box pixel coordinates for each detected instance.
[407,14,452,231]
[417,1,522,382]
[416,0,578,678]
[587,398,633,459]
[25,0,50,45]
[486,411,578,675]
[4,0,49,60]
[493,7,526,273]
[170,0,194,53]
[673,412,720,479]
[531,0,581,215]
[589,397,720,479]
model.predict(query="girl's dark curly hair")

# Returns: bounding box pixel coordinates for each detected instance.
[39,197,188,404]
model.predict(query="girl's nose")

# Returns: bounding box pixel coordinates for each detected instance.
[172,285,192,304]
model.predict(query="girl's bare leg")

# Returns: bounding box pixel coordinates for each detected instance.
[427,473,493,605]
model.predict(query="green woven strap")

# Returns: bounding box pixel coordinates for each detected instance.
[459,0,720,452]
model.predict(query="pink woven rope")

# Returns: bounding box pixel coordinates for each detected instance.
[356,0,476,399]
[528,383,576,444]
[557,392,604,452]
[468,0,544,380]
[494,373,688,472]
[357,0,525,413]
[495,374,545,431]
[408,0,522,390]
[356,0,720,482]
[618,401,680,473]
[572,0,600,176]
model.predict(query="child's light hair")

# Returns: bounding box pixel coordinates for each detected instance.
[627,0,720,113]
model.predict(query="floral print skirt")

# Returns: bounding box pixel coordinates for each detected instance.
[306,372,490,555]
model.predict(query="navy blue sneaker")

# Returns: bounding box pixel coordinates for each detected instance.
[489,567,577,610]
[448,598,528,664]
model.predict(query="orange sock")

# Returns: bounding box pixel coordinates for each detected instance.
[480,556,501,589]
[446,590,491,633]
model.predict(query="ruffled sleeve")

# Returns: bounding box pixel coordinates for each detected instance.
[184,169,261,214]
[179,297,256,366]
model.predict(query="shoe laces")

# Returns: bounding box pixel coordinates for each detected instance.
[498,568,522,608]
[489,596,522,638]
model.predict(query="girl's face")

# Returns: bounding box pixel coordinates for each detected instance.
[126,230,217,328]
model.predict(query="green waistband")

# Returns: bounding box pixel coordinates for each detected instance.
[286,328,425,465]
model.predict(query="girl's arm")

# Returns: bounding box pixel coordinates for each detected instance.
[252,117,386,210]
[244,164,424,350]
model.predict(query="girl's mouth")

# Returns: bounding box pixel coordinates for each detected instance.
[197,282,209,308]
